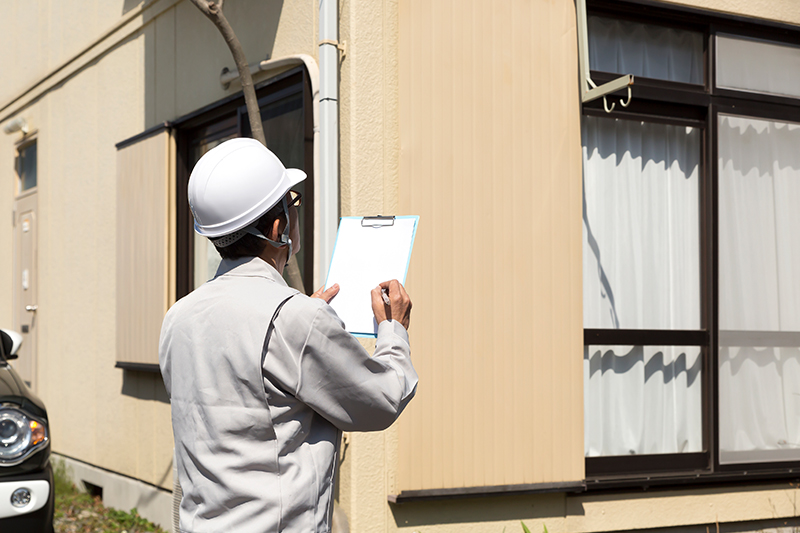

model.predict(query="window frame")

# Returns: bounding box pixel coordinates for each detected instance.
[583,0,800,486]
[173,67,314,299]
[14,136,38,197]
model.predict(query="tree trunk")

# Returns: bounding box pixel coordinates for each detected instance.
[189,0,266,146]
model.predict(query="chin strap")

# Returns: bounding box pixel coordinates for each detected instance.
[210,197,293,266]
[244,196,292,267]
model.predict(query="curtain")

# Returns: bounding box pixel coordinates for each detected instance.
[588,16,703,85]
[582,116,700,330]
[717,35,800,99]
[582,115,702,456]
[585,345,702,456]
[718,115,800,464]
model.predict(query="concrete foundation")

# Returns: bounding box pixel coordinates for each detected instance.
[53,453,173,532]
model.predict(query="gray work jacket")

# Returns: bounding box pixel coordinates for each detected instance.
[159,256,418,533]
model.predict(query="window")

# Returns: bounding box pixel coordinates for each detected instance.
[582,3,800,482]
[16,140,36,193]
[175,68,314,298]
[717,115,800,465]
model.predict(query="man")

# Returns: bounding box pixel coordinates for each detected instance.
[159,138,417,533]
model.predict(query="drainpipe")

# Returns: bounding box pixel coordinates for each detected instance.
[319,10,350,533]
[318,0,340,288]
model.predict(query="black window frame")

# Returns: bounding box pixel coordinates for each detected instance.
[583,0,800,488]
[15,137,38,196]
[173,67,315,300]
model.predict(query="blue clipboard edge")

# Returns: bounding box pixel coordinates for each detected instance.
[324,215,420,339]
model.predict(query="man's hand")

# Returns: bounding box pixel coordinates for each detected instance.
[371,280,412,330]
[311,284,339,303]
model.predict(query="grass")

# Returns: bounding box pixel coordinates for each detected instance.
[521,522,548,533]
[53,459,167,533]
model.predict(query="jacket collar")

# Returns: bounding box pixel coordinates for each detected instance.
[213,256,288,286]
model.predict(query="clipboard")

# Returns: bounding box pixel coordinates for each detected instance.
[324,215,419,337]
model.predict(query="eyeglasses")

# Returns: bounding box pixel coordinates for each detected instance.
[287,190,302,208]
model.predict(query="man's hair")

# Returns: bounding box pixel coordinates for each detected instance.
[214,202,286,260]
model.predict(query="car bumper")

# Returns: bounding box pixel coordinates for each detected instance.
[0,463,53,532]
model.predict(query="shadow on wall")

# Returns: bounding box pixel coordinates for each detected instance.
[142,0,284,129]
[390,493,579,528]
[122,0,143,15]
[121,370,169,404]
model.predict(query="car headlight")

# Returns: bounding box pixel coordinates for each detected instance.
[0,406,47,465]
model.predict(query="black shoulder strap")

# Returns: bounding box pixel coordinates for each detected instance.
[261,293,298,370]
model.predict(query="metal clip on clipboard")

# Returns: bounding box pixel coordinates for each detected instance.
[361,215,395,228]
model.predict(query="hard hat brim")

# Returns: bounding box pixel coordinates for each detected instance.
[285,168,307,190]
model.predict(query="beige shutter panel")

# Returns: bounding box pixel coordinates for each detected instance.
[115,126,176,367]
[395,0,584,494]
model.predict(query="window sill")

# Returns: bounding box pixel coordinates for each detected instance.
[388,481,586,503]
[114,362,161,373]
[586,468,800,493]
[388,469,800,503]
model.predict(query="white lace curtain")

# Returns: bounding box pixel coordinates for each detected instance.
[718,115,800,464]
[583,114,800,460]
[588,16,703,85]
[582,116,702,457]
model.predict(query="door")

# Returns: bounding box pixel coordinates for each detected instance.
[13,191,38,389]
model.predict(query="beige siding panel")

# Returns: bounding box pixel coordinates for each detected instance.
[116,128,174,366]
[397,0,584,491]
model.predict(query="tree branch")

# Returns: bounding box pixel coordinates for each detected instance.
[189,0,266,146]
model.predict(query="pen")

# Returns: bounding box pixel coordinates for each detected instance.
[381,288,391,306]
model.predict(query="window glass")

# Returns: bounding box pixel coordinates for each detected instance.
[584,345,703,456]
[187,88,309,293]
[588,16,704,84]
[189,117,238,290]
[17,141,37,193]
[717,35,800,99]
[259,91,308,294]
[582,116,701,330]
[718,114,800,463]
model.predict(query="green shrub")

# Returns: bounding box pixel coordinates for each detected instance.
[51,457,167,532]
[52,458,76,498]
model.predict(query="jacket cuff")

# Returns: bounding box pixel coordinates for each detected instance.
[377,319,410,346]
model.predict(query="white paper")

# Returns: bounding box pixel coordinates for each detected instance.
[325,216,418,337]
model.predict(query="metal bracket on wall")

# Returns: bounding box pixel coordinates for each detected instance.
[576,0,634,112]
[318,39,347,60]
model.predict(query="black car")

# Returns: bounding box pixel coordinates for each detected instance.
[0,329,53,533]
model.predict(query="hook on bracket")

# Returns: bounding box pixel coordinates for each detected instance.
[602,85,633,113]
[620,85,632,108]
[582,74,634,113]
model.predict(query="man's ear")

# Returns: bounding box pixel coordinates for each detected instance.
[270,217,282,241]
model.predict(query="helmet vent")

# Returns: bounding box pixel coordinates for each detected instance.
[210,229,248,248]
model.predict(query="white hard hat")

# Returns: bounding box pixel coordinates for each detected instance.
[188,138,306,239]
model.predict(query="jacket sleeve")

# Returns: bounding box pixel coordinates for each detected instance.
[265,297,418,432]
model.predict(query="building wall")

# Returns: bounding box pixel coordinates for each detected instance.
[0,21,170,487]
[386,485,800,533]
[336,0,800,532]
[666,0,800,25]
[396,0,584,491]
[0,0,316,501]
[4,0,800,532]
[0,1,131,107]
